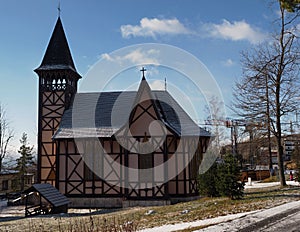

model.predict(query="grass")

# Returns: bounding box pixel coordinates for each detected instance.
[260,175,279,183]
[1,185,300,232]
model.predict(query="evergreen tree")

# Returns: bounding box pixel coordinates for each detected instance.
[198,153,244,199]
[198,162,219,197]
[216,153,244,200]
[16,133,34,191]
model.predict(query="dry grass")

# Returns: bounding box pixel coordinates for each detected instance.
[0,185,300,232]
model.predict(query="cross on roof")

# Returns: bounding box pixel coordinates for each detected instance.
[140,67,147,78]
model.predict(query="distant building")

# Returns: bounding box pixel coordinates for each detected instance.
[223,132,300,169]
[0,171,35,194]
[283,134,300,161]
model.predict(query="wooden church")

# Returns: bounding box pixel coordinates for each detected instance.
[34,17,211,207]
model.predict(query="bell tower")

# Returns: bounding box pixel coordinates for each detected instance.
[34,17,81,185]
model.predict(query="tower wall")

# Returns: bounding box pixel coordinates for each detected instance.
[36,70,78,185]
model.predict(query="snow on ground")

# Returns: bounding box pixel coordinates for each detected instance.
[0,181,299,230]
[244,180,300,189]
[139,211,257,232]
[139,181,300,232]
[139,200,300,232]
[196,200,300,232]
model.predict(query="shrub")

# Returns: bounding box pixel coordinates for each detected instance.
[198,153,244,200]
[216,153,244,200]
[198,162,219,197]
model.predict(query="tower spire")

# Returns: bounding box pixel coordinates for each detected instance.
[58,1,61,17]
[35,17,80,76]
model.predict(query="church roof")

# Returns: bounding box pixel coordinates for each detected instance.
[35,17,78,73]
[53,90,211,139]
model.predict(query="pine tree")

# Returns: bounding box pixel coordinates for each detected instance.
[198,162,219,197]
[216,153,244,200]
[16,133,34,191]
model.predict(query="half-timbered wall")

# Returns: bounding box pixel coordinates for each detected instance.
[56,135,205,201]
[57,139,124,197]
[38,71,77,185]
[56,91,207,203]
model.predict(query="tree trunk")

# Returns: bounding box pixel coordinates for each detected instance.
[277,139,286,186]
[21,173,25,192]
[276,80,286,186]
[275,5,287,187]
[265,74,273,172]
[268,129,273,172]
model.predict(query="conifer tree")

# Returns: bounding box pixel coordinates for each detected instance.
[16,133,34,191]
[216,153,244,200]
[198,162,219,197]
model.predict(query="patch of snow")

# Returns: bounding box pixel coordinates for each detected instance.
[180,209,189,214]
[196,200,300,231]
[145,210,156,215]
[139,200,300,232]
[138,211,255,232]
[244,180,300,189]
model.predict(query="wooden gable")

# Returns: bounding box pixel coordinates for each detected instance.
[116,77,174,141]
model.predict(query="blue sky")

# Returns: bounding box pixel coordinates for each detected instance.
[0,0,280,152]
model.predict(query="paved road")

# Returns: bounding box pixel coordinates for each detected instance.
[198,201,300,232]
[239,206,300,232]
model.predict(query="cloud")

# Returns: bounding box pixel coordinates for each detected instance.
[120,17,267,44]
[149,80,165,90]
[100,48,160,65]
[221,59,235,67]
[204,19,267,44]
[121,17,191,38]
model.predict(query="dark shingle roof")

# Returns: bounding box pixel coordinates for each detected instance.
[53,90,210,139]
[24,183,69,207]
[35,17,78,73]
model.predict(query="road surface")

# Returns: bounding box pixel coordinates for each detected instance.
[198,201,300,232]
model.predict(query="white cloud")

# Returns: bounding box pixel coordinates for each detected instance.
[121,17,191,38]
[204,19,267,44]
[149,80,165,90]
[100,48,160,65]
[221,59,235,67]
[120,17,267,44]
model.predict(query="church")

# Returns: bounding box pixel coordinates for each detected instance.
[34,16,211,208]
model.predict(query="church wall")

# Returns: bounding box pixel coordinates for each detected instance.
[57,138,125,197]
[56,135,206,206]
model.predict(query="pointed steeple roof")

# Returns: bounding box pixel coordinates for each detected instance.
[35,17,79,74]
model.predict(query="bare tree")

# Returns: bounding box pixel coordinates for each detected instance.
[0,104,13,172]
[199,96,226,174]
[233,56,275,170]
[204,96,227,150]
[233,2,300,186]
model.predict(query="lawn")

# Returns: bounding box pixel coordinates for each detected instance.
[0,185,300,232]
